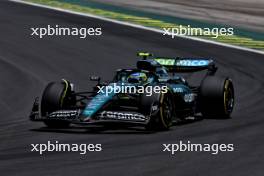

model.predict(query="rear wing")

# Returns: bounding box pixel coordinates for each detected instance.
[154,57,217,74]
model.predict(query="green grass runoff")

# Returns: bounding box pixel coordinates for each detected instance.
[25,0,264,51]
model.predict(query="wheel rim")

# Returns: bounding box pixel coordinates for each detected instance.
[224,81,234,114]
[160,94,173,127]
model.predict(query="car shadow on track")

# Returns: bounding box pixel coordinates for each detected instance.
[30,126,156,135]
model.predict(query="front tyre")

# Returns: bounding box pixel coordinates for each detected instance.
[41,79,73,128]
[140,90,174,131]
[199,76,234,118]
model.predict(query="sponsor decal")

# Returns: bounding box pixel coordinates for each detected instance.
[48,110,79,119]
[173,87,184,93]
[176,60,209,66]
[154,58,210,67]
[155,58,175,66]
[99,111,147,121]
[184,93,195,103]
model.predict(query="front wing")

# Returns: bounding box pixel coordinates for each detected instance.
[30,98,149,126]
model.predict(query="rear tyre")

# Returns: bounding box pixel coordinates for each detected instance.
[199,76,234,118]
[140,89,174,131]
[41,80,72,128]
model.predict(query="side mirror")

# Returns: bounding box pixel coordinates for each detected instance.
[90,76,101,84]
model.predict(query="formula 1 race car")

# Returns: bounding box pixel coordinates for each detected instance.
[30,52,234,130]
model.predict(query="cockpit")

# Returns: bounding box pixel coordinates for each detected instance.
[114,69,156,84]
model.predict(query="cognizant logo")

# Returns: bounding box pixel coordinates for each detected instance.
[176,60,209,66]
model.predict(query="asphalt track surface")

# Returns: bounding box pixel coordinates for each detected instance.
[0,1,264,176]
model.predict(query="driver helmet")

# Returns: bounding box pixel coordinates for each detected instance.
[127,72,147,84]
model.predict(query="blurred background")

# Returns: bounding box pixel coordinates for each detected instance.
[87,0,264,32]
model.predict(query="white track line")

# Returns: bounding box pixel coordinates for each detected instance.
[10,0,264,55]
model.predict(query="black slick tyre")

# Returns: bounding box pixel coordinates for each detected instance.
[199,76,234,118]
[41,80,72,128]
[140,89,174,131]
